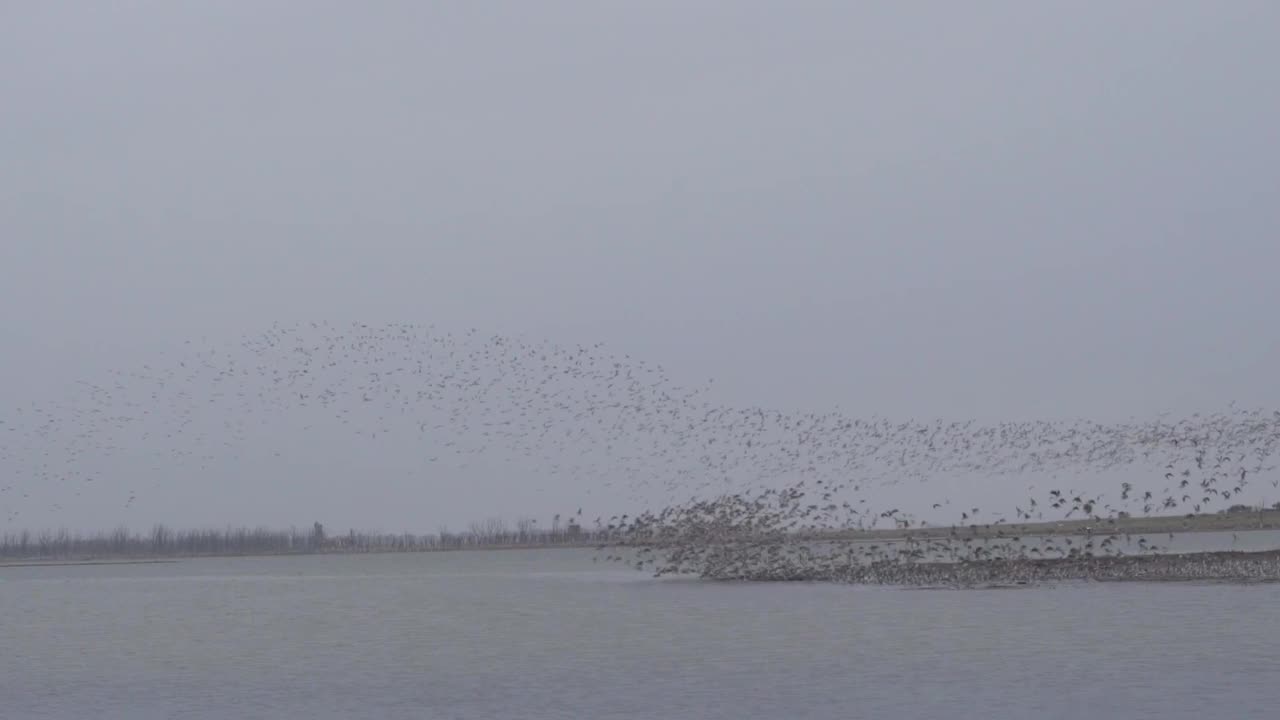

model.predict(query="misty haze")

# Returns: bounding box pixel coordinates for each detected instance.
[3,3,1279,719]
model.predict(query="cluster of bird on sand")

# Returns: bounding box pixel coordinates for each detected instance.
[3,321,1279,587]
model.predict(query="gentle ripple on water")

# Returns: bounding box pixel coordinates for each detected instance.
[2,549,1279,720]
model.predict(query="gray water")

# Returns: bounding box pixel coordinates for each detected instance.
[3,548,1279,719]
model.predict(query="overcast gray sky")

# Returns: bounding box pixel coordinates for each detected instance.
[3,2,1278,530]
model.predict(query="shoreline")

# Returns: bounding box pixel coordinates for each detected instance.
[0,559,180,568]
[675,548,1280,587]
[808,509,1280,542]
[4,511,1279,566]
[0,541,603,567]
[828,548,1280,587]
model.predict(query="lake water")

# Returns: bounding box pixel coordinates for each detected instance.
[3,548,1279,719]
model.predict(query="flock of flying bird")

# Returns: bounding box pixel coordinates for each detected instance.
[3,320,1279,586]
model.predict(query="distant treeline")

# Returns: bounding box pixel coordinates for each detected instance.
[0,517,603,561]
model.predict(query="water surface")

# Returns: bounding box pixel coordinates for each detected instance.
[3,548,1278,719]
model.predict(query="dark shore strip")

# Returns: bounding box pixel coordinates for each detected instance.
[0,542,605,566]
[699,549,1280,587]
[8,511,1273,563]
[0,559,179,568]
[798,508,1280,543]
[0,522,604,563]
